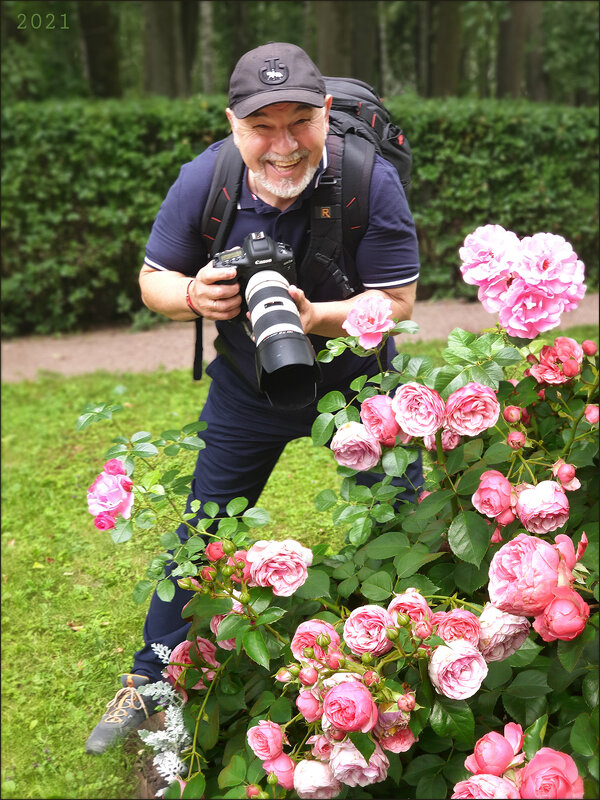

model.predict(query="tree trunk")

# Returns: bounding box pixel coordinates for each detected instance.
[143,1,187,97]
[180,1,199,95]
[496,0,528,98]
[523,0,547,101]
[431,0,461,97]
[77,1,122,98]
[350,1,379,86]
[312,0,353,76]
[199,1,215,94]
[416,0,434,96]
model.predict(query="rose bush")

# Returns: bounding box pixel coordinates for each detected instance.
[79,227,598,799]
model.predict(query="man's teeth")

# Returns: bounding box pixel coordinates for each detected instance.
[272,158,301,168]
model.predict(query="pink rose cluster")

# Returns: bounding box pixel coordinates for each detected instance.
[453,723,583,799]
[87,458,134,530]
[245,538,313,597]
[163,636,220,702]
[526,336,584,384]
[459,226,586,339]
[341,294,395,349]
[487,531,590,642]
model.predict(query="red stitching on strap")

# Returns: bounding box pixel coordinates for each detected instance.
[222,187,230,201]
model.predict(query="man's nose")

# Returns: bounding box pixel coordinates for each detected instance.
[272,127,298,153]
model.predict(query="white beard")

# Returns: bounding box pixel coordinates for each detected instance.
[251,150,318,199]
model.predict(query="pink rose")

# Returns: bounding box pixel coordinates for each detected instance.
[308,734,335,761]
[330,421,381,471]
[378,725,416,753]
[205,541,225,561]
[391,382,446,437]
[246,538,312,597]
[552,460,581,492]
[262,752,296,790]
[477,603,531,662]
[291,619,341,664]
[329,740,389,788]
[444,382,500,437]
[342,295,395,349]
[247,720,287,761]
[343,604,396,656]
[507,431,525,449]
[387,587,433,625]
[163,637,220,700]
[554,336,584,365]
[93,512,116,531]
[515,481,569,534]
[428,639,488,700]
[472,470,513,522]
[585,404,599,424]
[451,774,521,799]
[227,549,252,583]
[530,341,582,385]
[533,586,590,642]
[487,533,572,616]
[103,458,126,475]
[431,609,481,647]
[322,681,378,733]
[582,340,597,356]
[458,225,520,290]
[360,395,401,446]
[464,722,525,776]
[519,748,584,799]
[296,690,323,722]
[293,760,342,799]
[519,233,586,299]
[498,278,566,339]
[423,427,462,451]
[210,600,244,651]
[87,470,134,520]
[373,705,414,753]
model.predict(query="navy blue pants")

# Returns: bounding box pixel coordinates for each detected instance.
[132,358,423,681]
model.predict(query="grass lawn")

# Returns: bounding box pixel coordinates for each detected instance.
[1,325,596,799]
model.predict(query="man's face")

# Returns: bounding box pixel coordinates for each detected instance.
[226,97,332,203]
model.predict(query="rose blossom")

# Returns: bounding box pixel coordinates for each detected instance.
[533,586,590,642]
[291,619,341,664]
[464,722,525,776]
[530,340,583,385]
[373,705,415,753]
[262,752,296,790]
[391,382,446,437]
[585,404,599,424]
[227,549,253,583]
[428,639,488,700]
[582,339,597,355]
[246,538,312,597]
[507,431,525,449]
[519,233,586,299]
[451,774,520,799]
[472,470,513,522]
[487,533,573,616]
[205,541,225,561]
[329,740,389,787]
[343,605,396,656]
[163,637,220,700]
[322,681,378,733]
[360,394,401,446]
[293,759,342,799]
[519,748,584,799]
[458,225,520,291]
[515,480,569,534]
[387,587,433,625]
[477,603,530,662]
[93,511,116,530]
[296,690,323,722]
[423,427,462,452]
[330,421,381,471]
[247,720,287,761]
[103,458,126,475]
[341,295,395,349]
[498,278,566,339]
[444,382,500,437]
[307,734,334,761]
[87,470,134,520]
[431,609,481,647]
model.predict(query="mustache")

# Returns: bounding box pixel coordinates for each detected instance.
[258,149,310,165]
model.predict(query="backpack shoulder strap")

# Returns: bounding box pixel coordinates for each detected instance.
[193,136,245,381]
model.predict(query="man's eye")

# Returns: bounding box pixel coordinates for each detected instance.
[294,118,310,126]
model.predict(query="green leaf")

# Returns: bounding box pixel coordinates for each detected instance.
[484,442,513,464]
[132,580,154,604]
[242,628,270,669]
[269,695,293,723]
[311,413,335,446]
[181,773,206,799]
[203,501,219,518]
[394,547,444,579]
[196,696,219,750]
[557,625,597,672]
[583,672,599,709]
[160,530,181,550]
[156,578,175,603]
[382,447,409,476]
[524,714,548,759]
[317,391,347,412]
[505,670,551,698]
[364,531,409,558]
[416,773,448,799]
[429,697,474,745]
[111,516,133,544]
[217,615,251,642]
[295,568,330,600]
[361,571,393,601]
[454,560,489,593]
[447,511,490,566]
[314,489,338,511]
[348,732,376,765]
[570,713,598,757]
[242,507,270,527]
[256,607,287,625]
[131,430,153,443]
[218,755,247,789]
[226,497,249,516]
[338,576,359,597]
[131,442,159,458]
[506,636,543,667]
[402,754,445,786]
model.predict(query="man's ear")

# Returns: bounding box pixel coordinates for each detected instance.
[225,108,240,147]
[323,95,333,133]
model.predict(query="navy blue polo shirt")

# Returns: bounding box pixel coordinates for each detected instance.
[145,139,420,394]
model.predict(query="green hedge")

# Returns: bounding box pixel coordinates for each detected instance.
[1,95,597,337]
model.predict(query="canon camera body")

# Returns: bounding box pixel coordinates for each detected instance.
[213,232,321,410]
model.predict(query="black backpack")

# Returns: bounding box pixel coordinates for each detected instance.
[194,77,412,379]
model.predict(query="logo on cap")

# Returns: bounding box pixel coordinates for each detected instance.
[259,57,289,85]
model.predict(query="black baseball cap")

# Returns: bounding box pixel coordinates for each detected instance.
[228,42,326,118]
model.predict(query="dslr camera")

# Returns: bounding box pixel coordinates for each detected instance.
[213,231,321,410]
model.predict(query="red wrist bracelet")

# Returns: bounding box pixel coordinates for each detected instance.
[186,279,202,317]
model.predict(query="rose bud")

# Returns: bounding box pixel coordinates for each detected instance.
[328,728,347,741]
[413,619,433,639]
[275,668,293,683]
[582,340,597,356]
[302,646,315,659]
[520,408,531,426]
[556,463,576,483]
[416,646,430,659]
[201,566,216,581]
[397,693,416,712]
[177,577,195,590]
[363,670,380,686]
[316,632,331,648]
[246,786,260,799]
[298,666,319,686]
[205,541,225,561]
[221,564,236,578]
[238,591,251,605]
[266,773,279,786]
[287,664,301,677]
[585,405,599,424]
[537,389,545,400]
[221,539,236,555]
[395,612,411,626]
[327,652,344,669]
[503,406,522,424]
[361,653,373,665]
[386,627,399,641]
[526,353,539,364]
[562,359,580,378]
[507,431,526,450]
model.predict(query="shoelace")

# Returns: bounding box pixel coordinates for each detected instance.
[102,687,149,724]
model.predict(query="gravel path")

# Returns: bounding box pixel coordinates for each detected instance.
[2,295,598,383]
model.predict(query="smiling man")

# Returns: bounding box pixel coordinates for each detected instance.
[86,42,423,755]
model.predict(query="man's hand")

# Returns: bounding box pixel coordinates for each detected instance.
[288,285,317,334]
[188,262,242,320]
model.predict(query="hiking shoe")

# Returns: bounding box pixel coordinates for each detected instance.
[85,673,159,754]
